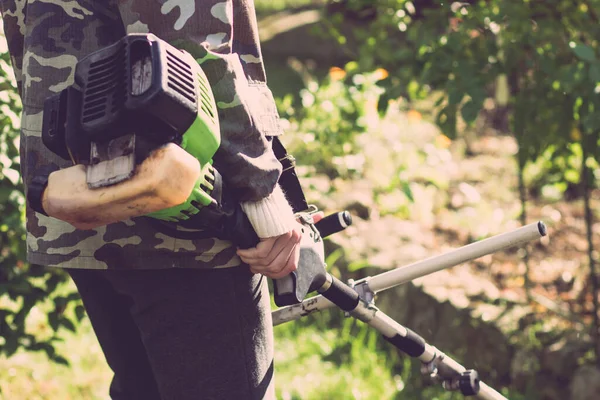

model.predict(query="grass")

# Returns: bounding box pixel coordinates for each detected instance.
[273,314,401,400]
[0,314,111,400]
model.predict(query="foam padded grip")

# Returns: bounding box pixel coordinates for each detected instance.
[322,275,360,311]
[383,328,426,357]
[315,211,353,238]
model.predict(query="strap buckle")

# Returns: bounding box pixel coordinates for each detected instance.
[295,205,322,243]
[279,154,296,173]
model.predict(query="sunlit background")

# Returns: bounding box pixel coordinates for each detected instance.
[1,1,600,399]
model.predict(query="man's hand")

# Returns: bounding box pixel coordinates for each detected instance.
[236,212,324,279]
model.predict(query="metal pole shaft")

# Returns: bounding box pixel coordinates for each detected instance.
[350,301,508,400]
[478,383,509,400]
[272,294,335,326]
[273,222,546,326]
[367,221,546,293]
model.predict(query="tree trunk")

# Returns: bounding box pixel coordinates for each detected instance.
[581,143,600,367]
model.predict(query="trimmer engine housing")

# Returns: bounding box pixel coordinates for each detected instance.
[41,34,222,223]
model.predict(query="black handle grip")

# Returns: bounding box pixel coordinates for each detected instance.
[228,205,260,250]
[42,92,71,160]
[321,275,360,311]
[27,165,59,216]
[383,326,426,358]
[315,211,352,238]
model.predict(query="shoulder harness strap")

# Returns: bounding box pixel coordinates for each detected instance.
[272,137,309,213]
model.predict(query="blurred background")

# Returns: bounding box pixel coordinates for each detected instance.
[1,1,600,399]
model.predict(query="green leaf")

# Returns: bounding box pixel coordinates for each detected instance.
[400,181,414,202]
[48,312,60,332]
[60,317,77,333]
[13,297,36,326]
[324,248,344,269]
[448,89,463,105]
[0,187,14,202]
[54,296,68,311]
[6,280,31,295]
[66,291,81,302]
[31,342,55,356]
[466,78,487,104]
[583,112,600,132]
[0,82,16,92]
[571,43,596,62]
[461,100,481,124]
[590,63,600,83]
[377,96,391,116]
[51,355,70,366]
[3,336,18,357]
[434,95,445,107]
[347,259,370,272]
[45,273,65,293]
[345,61,359,73]
[436,105,458,139]
[75,305,87,322]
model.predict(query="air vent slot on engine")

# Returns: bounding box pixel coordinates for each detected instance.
[82,44,126,123]
[166,50,196,104]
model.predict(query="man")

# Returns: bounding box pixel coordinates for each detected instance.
[0,1,306,398]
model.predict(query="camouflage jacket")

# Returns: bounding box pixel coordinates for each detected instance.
[0,0,285,270]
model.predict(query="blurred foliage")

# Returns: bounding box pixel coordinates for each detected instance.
[322,0,600,195]
[277,61,385,178]
[0,28,82,367]
[255,0,326,17]
[274,313,400,399]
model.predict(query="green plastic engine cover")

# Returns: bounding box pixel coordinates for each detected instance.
[146,56,221,222]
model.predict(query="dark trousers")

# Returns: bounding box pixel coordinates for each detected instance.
[67,266,275,400]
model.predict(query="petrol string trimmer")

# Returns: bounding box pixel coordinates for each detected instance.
[27,34,546,399]
[28,33,334,307]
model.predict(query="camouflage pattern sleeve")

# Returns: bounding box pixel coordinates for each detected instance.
[0,0,291,270]
[3,0,243,270]
[117,0,286,203]
[0,0,25,95]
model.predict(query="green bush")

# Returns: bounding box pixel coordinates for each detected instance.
[278,62,386,178]
[0,26,81,367]
[323,0,600,190]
